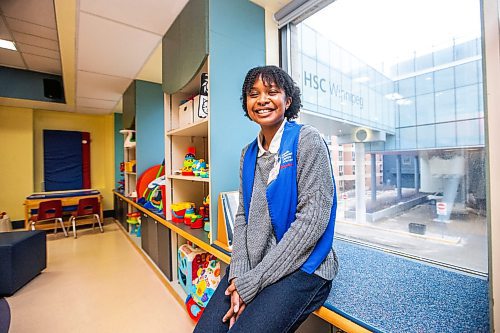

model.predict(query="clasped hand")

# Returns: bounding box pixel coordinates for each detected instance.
[222,280,246,328]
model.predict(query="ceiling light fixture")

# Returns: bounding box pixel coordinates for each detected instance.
[0,39,17,51]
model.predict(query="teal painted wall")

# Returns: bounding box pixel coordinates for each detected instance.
[135,80,165,176]
[114,113,124,190]
[208,0,264,228]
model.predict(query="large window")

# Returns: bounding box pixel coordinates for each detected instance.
[286,0,487,274]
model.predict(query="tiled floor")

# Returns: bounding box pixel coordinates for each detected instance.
[6,220,195,333]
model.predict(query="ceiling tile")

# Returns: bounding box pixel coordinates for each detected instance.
[13,31,59,51]
[77,12,160,78]
[17,43,60,59]
[0,0,56,29]
[0,49,26,69]
[76,104,116,115]
[6,17,58,41]
[77,70,131,101]
[23,53,61,74]
[80,0,188,35]
[0,16,13,40]
[77,96,118,110]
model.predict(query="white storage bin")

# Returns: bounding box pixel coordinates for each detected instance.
[178,95,208,128]
[178,99,194,127]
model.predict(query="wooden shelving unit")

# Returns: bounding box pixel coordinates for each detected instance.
[119,129,137,199]
[166,174,209,182]
[113,191,230,263]
[166,118,208,137]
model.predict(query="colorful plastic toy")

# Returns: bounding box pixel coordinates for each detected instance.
[142,175,165,214]
[183,207,196,225]
[185,295,204,322]
[192,159,207,177]
[137,162,164,202]
[171,202,195,223]
[177,244,215,295]
[126,212,141,237]
[191,259,221,308]
[182,147,196,176]
[184,214,203,229]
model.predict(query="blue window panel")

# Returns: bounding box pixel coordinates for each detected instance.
[434,47,454,67]
[457,119,481,146]
[317,33,329,65]
[434,67,455,92]
[376,94,384,128]
[415,53,433,71]
[455,61,479,87]
[383,99,395,130]
[302,56,318,107]
[368,141,384,152]
[397,59,415,76]
[330,90,342,114]
[479,118,485,144]
[330,68,342,115]
[340,74,353,115]
[385,134,397,150]
[330,43,342,71]
[369,90,378,123]
[435,89,455,123]
[350,56,361,79]
[359,86,369,118]
[397,77,415,98]
[301,25,316,58]
[399,127,417,149]
[398,97,416,127]
[417,125,436,148]
[436,122,457,147]
[340,49,352,75]
[303,101,318,114]
[456,84,479,120]
[318,105,331,116]
[381,80,394,96]
[317,62,330,111]
[479,83,485,118]
[417,93,435,125]
[416,73,434,95]
[454,39,479,61]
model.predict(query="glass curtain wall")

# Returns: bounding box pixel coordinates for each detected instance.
[287,0,488,274]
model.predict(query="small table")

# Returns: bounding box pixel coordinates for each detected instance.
[24,189,103,230]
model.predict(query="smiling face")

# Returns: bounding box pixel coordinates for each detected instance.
[246,75,292,132]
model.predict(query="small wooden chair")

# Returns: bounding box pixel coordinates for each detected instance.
[69,197,103,238]
[30,200,68,237]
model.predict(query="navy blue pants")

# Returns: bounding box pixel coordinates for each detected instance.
[193,266,332,333]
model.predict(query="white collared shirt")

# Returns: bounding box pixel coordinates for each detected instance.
[256,120,286,184]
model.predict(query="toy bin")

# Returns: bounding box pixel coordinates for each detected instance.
[178,95,206,128]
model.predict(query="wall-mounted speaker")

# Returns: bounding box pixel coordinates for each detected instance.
[43,78,63,100]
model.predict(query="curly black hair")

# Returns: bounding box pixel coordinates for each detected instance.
[241,65,302,121]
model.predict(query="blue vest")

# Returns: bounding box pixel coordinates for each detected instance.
[242,121,337,274]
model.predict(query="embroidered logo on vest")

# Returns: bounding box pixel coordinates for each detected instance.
[280,150,293,170]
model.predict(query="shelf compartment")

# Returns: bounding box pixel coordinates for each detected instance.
[167,174,209,182]
[167,118,208,137]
